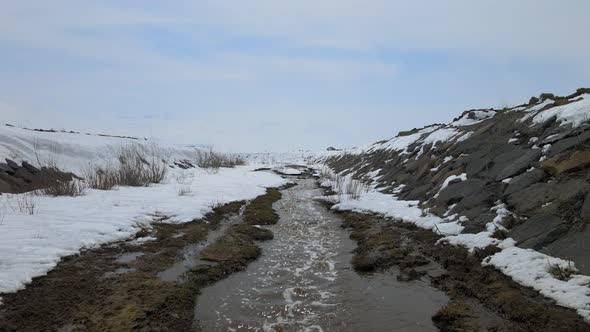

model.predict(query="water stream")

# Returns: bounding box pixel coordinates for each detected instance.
[194,177,447,331]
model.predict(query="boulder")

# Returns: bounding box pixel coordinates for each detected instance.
[546,130,590,155]
[543,225,590,275]
[13,168,35,183]
[507,179,588,216]
[457,183,502,210]
[541,150,590,175]
[5,159,19,170]
[509,213,568,250]
[22,161,40,174]
[0,163,13,173]
[488,149,541,181]
[581,192,590,220]
[436,179,487,205]
[504,168,546,196]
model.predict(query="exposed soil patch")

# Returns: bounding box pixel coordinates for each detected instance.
[0,192,281,332]
[336,211,590,332]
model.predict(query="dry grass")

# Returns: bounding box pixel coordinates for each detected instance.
[83,143,168,190]
[14,193,37,215]
[0,201,5,225]
[316,166,368,200]
[177,185,192,196]
[40,180,86,197]
[195,149,246,170]
[547,260,576,281]
[31,137,64,171]
[83,163,119,190]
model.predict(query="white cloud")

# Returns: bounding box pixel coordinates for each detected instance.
[0,1,588,150]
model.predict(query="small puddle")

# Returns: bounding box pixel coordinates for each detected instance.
[116,252,145,264]
[157,214,242,283]
[194,178,448,331]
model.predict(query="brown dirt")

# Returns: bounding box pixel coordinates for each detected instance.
[0,191,281,332]
[336,211,590,332]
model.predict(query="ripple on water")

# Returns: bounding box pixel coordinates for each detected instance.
[195,178,447,331]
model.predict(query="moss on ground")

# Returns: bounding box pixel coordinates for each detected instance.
[243,188,282,225]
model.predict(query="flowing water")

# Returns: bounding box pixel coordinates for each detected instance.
[194,178,448,331]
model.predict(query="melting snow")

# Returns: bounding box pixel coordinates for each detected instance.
[0,166,286,298]
[532,94,590,128]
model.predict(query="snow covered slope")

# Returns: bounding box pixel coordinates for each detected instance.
[0,125,196,174]
[0,124,289,303]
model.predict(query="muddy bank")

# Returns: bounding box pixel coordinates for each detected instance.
[0,188,283,331]
[335,210,590,331]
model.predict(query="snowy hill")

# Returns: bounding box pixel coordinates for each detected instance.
[0,125,289,301]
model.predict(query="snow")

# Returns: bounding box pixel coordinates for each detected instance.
[483,247,590,320]
[331,191,463,235]
[450,110,495,127]
[372,126,440,154]
[0,165,286,298]
[517,99,554,123]
[273,166,303,175]
[443,156,454,163]
[438,202,590,320]
[532,94,590,128]
[434,173,467,198]
[0,125,197,174]
[423,128,461,146]
[456,131,473,142]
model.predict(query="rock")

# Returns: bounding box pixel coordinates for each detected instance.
[529,96,540,105]
[464,152,493,177]
[547,130,590,156]
[0,178,11,192]
[22,161,40,174]
[541,151,590,175]
[581,192,590,220]
[488,149,541,181]
[0,163,13,173]
[404,183,432,201]
[13,168,35,183]
[436,179,487,205]
[509,213,568,250]
[504,169,546,196]
[5,159,19,170]
[507,179,588,216]
[543,225,590,275]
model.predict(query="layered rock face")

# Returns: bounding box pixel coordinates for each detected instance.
[0,159,75,193]
[325,88,590,273]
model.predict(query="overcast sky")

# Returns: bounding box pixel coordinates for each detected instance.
[1,1,589,151]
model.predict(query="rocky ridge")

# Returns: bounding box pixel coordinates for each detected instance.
[324,88,590,274]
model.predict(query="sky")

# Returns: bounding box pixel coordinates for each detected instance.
[1,1,590,152]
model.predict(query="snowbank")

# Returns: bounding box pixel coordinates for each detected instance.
[0,166,286,299]
[532,94,590,128]
[273,166,304,175]
[331,191,463,235]
[0,125,196,174]
[484,247,590,320]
